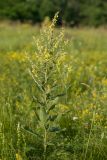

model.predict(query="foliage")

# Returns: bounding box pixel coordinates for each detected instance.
[0,19,107,159]
[25,12,72,159]
[0,0,107,26]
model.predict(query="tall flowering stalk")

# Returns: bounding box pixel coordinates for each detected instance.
[26,12,72,159]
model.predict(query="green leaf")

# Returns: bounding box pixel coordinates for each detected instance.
[48,126,61,132]
[47,142,54,146]
[39,107,47,125]
[48,97,59,107]
[47,104,56,113]
[47,115,58,122]
[51,93,65,99]
[28,69,44,93]
[33,96,45,106]
[25,146,36,152]
[21,126,42,139]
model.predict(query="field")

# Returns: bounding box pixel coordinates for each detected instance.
[0,20,107,160]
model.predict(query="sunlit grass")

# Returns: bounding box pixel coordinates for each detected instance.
[0,22,107,160]
[0,22,107,53]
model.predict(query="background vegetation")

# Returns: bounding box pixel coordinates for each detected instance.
[0,1,107,159]
[0,18,107,159]
[0,0,107,26]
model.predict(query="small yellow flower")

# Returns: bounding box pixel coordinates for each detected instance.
[92,91,97,98]
[82,109,90,117]
[7,52,26,62]
[102,78,107,86]
[67,66,72,73]
[57,54,66,65]
[44,52,51,61]
[95,113,103,121]
[59,104,69,112]
[16,153,22,160]
[90,104,96,109]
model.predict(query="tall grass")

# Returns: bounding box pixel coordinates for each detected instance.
[0,18,107,159]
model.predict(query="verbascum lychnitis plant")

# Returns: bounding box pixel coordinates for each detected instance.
[25,12,72,160]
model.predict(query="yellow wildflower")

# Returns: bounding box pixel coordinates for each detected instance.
[7,52,26,62]
[102,78,107,86]
[92,91,97,98]
[95,113,103,121]
[16,153,22,160]
[82,109,90,117]
[59,104,69,112]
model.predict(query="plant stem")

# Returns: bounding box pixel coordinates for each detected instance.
[43,127,47,160]
[84,111,95,160]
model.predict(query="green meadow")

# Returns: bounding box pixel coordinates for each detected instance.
[0,21,107,160]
